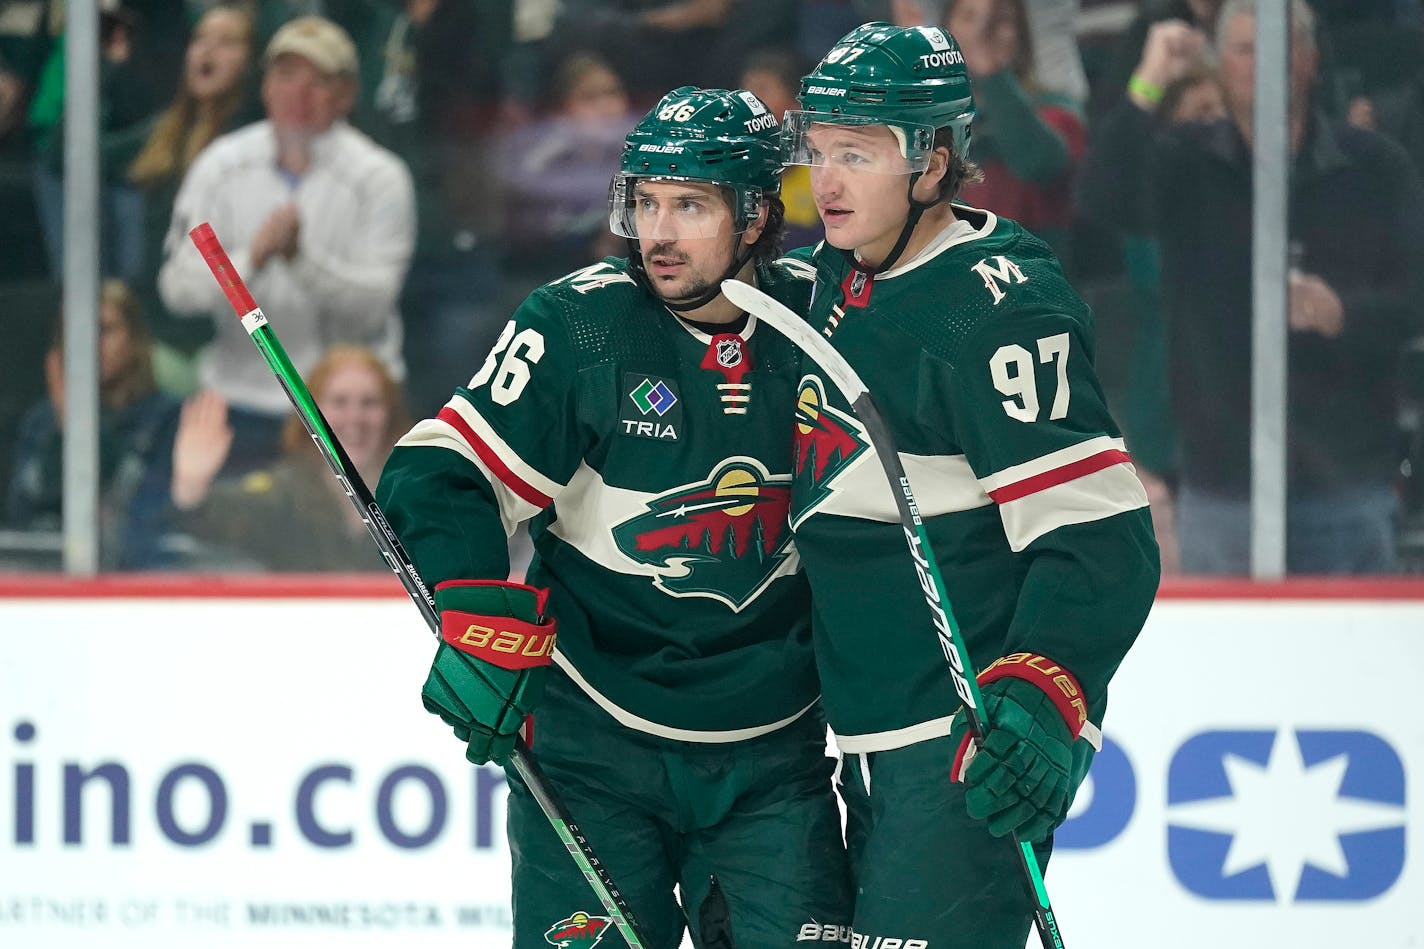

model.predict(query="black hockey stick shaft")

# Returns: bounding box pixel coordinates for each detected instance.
[721,279,1065,949]
[190,222,649,948]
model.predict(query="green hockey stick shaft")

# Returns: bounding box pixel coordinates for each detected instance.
[721,278,1065,949]
[189,222,649,949]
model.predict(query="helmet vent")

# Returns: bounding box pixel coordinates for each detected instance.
[894,90,937,104]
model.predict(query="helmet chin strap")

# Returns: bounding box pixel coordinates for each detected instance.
[840,171,945,277]
[626,235,654,293]
[628,236,757,313]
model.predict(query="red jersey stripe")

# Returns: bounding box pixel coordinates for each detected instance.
[988,449,1132,505]
[436,406,553,508]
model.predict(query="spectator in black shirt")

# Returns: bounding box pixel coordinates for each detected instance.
[1078,0,1424,574]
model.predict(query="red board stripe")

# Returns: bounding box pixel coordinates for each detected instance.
[0,573,401,598]
[0,574,1419,599]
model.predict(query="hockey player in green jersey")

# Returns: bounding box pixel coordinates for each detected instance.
[375,87,851,947]
[779,23,1161,947]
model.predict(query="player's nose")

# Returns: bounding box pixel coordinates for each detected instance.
[810,165,841,200]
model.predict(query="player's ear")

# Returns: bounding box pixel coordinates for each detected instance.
[742,199,770,247]
[913,145,951,203]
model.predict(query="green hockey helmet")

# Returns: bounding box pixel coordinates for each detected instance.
[785,22,976,173]
[610,86,783,240]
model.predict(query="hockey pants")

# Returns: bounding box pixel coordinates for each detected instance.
[506,668,852,948]
[840,735,1061,949]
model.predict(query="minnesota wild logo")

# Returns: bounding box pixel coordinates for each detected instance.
[612,458,794,610]
[791,375,870,524]
[544,911,611,947]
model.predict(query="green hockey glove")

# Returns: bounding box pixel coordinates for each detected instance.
[948,653,1101,842]
[422,580,557,766]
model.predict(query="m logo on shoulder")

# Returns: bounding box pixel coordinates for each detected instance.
[558,262,637,294]
[971,256,1028,305]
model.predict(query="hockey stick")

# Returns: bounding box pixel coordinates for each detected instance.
[188,223,649,949]
[721,278,1067,949]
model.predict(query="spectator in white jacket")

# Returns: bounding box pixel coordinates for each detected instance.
[159,15,415,474]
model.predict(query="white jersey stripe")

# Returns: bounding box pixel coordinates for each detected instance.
[554,653,817,742]
[441,394,566,500]
[792,448,991,528]
[835,715,957,753]
[544,461,653,562]
[999,463,1149,551]
[394,419,543,536]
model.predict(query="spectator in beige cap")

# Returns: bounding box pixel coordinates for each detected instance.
[263,15,358,147]
[157,15,415,476]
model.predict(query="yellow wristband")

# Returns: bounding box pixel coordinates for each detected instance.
[1129,74,1165,105]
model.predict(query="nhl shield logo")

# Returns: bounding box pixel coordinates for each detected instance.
[839,266,874,310]
[715,337,743,369]
[544,911,612,947]
[699,333,754,386]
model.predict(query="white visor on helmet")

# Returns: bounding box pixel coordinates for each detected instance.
[782,111,935,175]
[608,174,757,240]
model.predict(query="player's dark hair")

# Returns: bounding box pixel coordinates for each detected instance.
[932,127,983,203]
[750,195,786,265]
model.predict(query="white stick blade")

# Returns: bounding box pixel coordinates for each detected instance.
[719,279,868,401]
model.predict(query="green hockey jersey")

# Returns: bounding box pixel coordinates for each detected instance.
[790,207,1160,751]
[377,255,823,739]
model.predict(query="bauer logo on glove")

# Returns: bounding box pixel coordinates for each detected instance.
[949,652,1102,842]
[423,579,557,766]
[451,619,557,667]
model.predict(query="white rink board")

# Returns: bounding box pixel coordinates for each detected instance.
[1046,599,1422,949]
[0,594,1421,948]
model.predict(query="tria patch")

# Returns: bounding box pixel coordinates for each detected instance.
[621,373,682,441]
[544,911,612,947]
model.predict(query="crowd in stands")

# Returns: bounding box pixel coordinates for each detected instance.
[1,0,1421,575]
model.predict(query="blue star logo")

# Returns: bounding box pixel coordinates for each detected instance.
[1166,729,1405,901]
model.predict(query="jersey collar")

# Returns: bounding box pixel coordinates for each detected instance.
[868,205,998,281]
